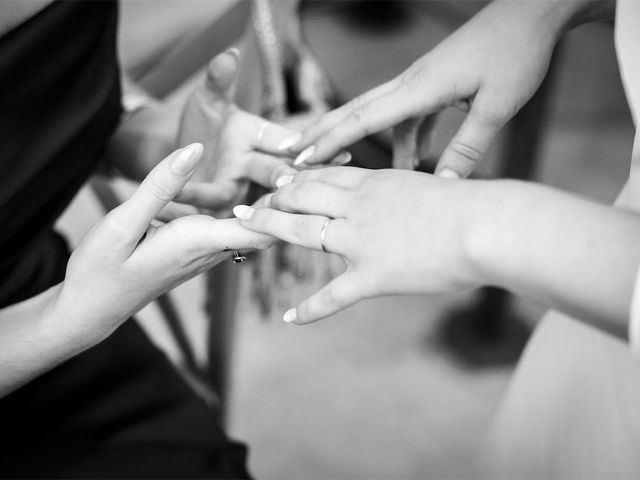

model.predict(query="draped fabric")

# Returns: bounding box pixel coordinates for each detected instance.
[484,2,640,477]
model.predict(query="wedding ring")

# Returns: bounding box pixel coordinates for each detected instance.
[256,121,271,150]
[319,218,331,253]
[232,250,247,264]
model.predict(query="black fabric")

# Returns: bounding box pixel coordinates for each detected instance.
[0,2,251,478]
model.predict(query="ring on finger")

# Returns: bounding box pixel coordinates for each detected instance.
[232,250,247,264]
[319,218,332,253]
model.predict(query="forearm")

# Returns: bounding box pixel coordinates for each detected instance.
[0,284,94,397]
[468,180,640,335]
[488,0,615,41]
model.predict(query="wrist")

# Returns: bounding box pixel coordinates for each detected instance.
[491,0,613,42]
[463,179,526,291]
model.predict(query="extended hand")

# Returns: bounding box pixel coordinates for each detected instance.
[278,1,558,178]
[56,144,274,344]
[233,167,483,324]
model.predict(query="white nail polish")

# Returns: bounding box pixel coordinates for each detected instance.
[171,143,203,175]
[275,175,294,188]
[264,193,273,208]
[277,133,302,151]
[333,151,352,165]
[283,308,297,324]
[294,145,316,166]
[233,205,255,221]
[438,168,460,179]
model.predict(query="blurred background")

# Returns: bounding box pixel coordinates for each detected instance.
[56,1,634,478]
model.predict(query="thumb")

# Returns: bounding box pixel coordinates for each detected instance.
[284,271,361,325]
[435,105,504,179]
[204,48,240,102]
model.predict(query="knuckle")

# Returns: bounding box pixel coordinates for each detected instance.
[448,140,483,163]
[147,175,177,203]
[287,182,307,205]
[101,210,130,240]
[292,216,312,242]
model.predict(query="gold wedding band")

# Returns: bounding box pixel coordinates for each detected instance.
[319,218,331,253]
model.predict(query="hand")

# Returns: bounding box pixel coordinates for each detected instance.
[55,144,274,345]
[278,1,559,178]
[176,49,298,215]
[233,167,484,325]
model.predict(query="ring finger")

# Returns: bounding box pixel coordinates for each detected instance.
[234,207,349,255]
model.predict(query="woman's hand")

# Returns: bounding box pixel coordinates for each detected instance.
[176,49,298,215]
[56,143,274,344]
[278,0,564,177]
[233,167,483,324]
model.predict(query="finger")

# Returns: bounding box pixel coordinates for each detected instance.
[110,143,203,245]
[284,272,361,325]
[241,153,297,189]
[284,79,399,154]
[233,206,349,255]
[277,166,369,190]
[204,48,240,102]
[435,102,505,179]
[392,117,420,170]
[135,215,276,263]
[301,87,435,166]
[174,179,237,210]
[268,181,352,218]
[156,201,200,223]
[247,115,299,153]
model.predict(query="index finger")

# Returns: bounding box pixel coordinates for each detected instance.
[111,144,203,245]
[301,86,434,166]
[287,79,399,154]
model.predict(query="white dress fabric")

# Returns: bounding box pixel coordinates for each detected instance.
[617,0,640,352]
[483,2,640,477]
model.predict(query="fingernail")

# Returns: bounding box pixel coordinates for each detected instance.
[171,143,203,175]
[233,204,255,221]
[332,151,352,165]
[283,308,297,324]
[277,133,301,152]
[438,168,460,179]
[275,175,294,188]
[294,145,316,166]
[226,47,240,60]
[264,193,273,208]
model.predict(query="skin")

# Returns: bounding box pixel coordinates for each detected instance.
[0,6,293,396]
[278,0,615,178]
[0,145,276,396]
[232,0,635,330]
[234,168,640,333]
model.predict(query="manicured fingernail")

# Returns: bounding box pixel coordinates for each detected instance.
[283,308,297,324]
[438,168,460,179]
[233,205,255,221]
[294,145,316,166]
[171,143,203,175]
[264,193,273,208]
[226,47,240,60]
[277,133,301,151]
[275,175,294,188]
[332,151,352,165]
